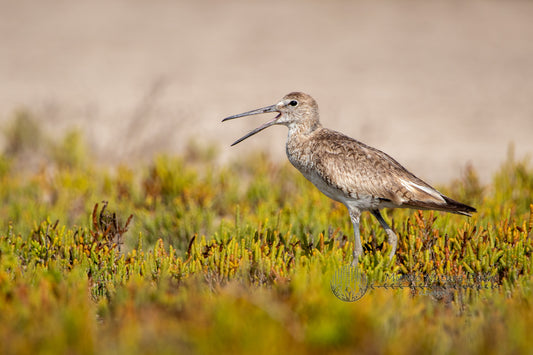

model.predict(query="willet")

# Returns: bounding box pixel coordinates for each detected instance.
[222,92,476,264]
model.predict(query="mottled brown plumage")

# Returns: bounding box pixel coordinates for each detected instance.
[223,92,476,264]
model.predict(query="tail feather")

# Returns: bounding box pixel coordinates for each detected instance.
[405,195,477,216]
[441,195,477,216]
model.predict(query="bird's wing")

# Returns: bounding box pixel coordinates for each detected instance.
[309,129,446,207]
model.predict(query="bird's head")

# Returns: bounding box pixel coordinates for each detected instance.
[222,92,319,146]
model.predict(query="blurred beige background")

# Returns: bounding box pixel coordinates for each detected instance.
[1,0,532,183]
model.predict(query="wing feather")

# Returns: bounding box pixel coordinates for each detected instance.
[309,129,446,207]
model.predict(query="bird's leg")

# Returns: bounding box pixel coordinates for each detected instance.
[370,209,397,260]
[348,207,363,266]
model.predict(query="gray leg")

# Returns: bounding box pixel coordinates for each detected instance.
[370,209,398,260]
[348,207,363,266]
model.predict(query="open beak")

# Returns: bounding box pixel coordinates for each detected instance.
[222,104,280,146]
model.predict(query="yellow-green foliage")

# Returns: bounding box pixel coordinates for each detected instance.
[1,115,533,354]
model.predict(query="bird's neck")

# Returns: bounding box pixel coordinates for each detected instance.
[287,119,322,139]
[285,119,321,173]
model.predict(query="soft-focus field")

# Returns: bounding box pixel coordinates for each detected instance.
[1,112,533,354]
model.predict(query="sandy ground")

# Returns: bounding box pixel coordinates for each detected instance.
[1,0,533,183]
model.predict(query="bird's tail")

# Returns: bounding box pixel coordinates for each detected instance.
[440,195,477,216]
[405,195,477,216]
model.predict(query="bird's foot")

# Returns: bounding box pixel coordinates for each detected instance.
[351,248,363,267]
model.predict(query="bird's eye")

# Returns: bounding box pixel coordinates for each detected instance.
[289,100,298,107]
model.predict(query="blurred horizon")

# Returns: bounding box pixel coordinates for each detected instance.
[1,0,533,183]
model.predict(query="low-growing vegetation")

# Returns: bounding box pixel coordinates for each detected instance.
[1,111,532,354]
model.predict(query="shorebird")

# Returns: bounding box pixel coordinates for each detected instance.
[222,92,476,264]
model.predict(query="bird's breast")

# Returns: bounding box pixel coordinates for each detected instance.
[285,141,345,202]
